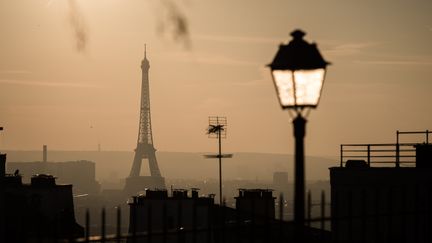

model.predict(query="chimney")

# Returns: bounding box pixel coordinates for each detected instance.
[235,189,276,221]
[191,188,199,198]
[43,145,47,162]
[415,143,432,168]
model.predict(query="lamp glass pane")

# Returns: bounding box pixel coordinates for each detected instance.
[293,69,325,106]
[272,70,295,107]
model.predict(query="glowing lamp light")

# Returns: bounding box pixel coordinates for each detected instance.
[269,30,329,109]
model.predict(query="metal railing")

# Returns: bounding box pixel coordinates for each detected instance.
[397,130,430,144]
[27,191,331,243]
[340,130,431,167]
[6,188,432,243]
[73,193,331,243]
[339,143,417,167]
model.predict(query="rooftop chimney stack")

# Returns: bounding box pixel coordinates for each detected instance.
[235,189,276,221]
[191,188,199,198]
[43,145,47,163]
[415,143,432,168]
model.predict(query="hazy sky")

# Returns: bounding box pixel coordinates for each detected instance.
[1,0,431,156]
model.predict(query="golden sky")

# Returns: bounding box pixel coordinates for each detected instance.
[1,0,432,156]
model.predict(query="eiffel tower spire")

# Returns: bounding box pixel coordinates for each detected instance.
[125,46,165,194]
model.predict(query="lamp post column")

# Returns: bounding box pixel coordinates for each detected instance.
[293,114,306,226]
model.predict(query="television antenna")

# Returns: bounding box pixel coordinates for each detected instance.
[204,116,233,205]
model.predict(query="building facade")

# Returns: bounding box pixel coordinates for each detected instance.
[2,157,83,241]
[331,134,432,243]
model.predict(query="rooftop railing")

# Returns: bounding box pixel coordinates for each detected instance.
[340,130,431,167]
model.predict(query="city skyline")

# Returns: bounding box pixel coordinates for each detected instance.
[1,0,431,157]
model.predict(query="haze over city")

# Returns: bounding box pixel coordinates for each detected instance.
[1,0,431,157]
[2,1,432,242]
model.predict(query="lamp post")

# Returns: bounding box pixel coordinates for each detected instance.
[268,30,329,227]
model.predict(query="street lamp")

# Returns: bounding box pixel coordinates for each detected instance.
[268,29,329,226]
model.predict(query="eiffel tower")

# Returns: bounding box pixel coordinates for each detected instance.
[124,45,165,195]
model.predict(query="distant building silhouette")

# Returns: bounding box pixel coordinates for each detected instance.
[331,130,432,243]
[272,171,288,191]
[7,160,100,194]
[6,145,100,194]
